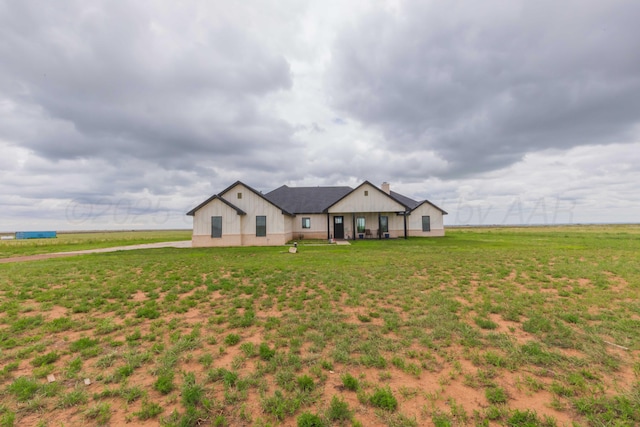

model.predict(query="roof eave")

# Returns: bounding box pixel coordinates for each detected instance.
[186,194,247,216]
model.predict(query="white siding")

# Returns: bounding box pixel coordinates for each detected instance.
[192,200,241,237]
[407,203,445,236]
[328,182,406,213]
[191,199,244,247]
[292,213,327,239]
[220,183,290,245]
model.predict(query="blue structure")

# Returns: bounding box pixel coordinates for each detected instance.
[15,231,57,239]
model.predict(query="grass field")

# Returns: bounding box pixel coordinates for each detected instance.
[0,230,191,258]
[0,226,639,426]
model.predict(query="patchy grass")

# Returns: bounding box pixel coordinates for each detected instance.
[0,225,639,425]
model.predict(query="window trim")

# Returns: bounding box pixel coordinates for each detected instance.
[211,216,222,238]
[302,217,311,229]
[256,215,267,237]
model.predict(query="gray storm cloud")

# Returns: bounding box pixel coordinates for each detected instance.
[327,0,640,177]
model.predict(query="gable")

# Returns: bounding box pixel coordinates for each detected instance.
[186,194,245,216]
[219,183,280,217]
[328,182,407,213]
[412,200,448,215]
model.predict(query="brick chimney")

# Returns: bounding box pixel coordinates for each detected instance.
[381,182,390,195]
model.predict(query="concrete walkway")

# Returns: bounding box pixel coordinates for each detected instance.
[0,240,192,264]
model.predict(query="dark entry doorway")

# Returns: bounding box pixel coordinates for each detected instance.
[333,216,344,239]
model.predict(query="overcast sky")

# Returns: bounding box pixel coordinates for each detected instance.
[1,0,639,231]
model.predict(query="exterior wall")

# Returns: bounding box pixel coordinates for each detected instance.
[192,199,243,247]
[193,234,243,247]
[328,182,406,213]
[407,203,445,237]
[192,183,291,247]
[291,213,328,240]
[407,228,445,237]
[239,233,289,246]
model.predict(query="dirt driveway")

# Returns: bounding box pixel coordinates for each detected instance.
[0,240,192,264]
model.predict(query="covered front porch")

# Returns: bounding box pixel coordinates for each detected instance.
[325,212,408,240]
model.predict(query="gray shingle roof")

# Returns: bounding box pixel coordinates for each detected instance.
[188,181,443,217]
[264,185,353,214]
[390,191,420,210]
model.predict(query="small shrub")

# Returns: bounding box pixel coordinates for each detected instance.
[261,390,299,421]
[57,388,88,408]
[507,409,545,426]
[182,372,205,407]
[224,334,241,346]
[297,412,326,427]
[432,411,453,427]
[116,364,134,378]
[475,317,498,330]
[369,387,398,411]
[11,315,44,332]
[46,317,74,332]
[341,373,359,391]
[136,303,160,319]
[154,372,175,394]
[84,402,111,425]
[484,351,506,368]
[7,376,40,401]
[522,315,552,334]
[320,360,333,370]
[199,353,214,368]
[259,343,276,361]
[486,386,508,404]
[134,400,163,420]
[213,415,227,426]
[297,375,315,392]
[222,370,239,388]
[326,396,352,421]
[70,337,99,352]
[31,351,60,367]
[66,357,83,377]
[391,356,406,369]
[485,405,503,420]
[240,342,256,357]
[120,385,144,403]
[0,410,16,426]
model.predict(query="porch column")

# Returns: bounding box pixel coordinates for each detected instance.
[352,214,356,241]
[378,213,381,239]
[326,213,330,240]
[403,212,408,239]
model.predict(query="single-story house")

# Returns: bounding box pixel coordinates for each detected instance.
[186,181,447,247]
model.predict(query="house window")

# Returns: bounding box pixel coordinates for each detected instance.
[380,216,388,233]
[422,216,431,232]
[356,217,365,233]
[237,192,242,199]
[256,216,266,237]
[364,190,368,196]
[302,217,311,229]
[211,216,222,238]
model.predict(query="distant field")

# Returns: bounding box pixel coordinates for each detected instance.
[0,225,638,426]
[0,230,192,258]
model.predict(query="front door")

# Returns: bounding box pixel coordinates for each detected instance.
[333,216,344,239]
